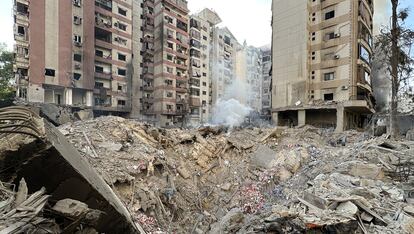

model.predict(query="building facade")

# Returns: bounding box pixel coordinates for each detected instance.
[235,43,263,112]
[188,14,210,125]
[271,0,374,131]
[209,27,240,105]
[14,0,138,115]
[140,0,190,127]
[261,46,272,121]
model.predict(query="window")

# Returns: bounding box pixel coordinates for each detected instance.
[73,35,82,44]
[324,93,334,101]
[74,53,82,62]
[202,82,207,86]
[166,92,173,98]
[203,73,207,77]
[95,82,104,88]
[118,85,123,91]
[73,73,81,80]
[73,0,81,7]
[167,42,174,49]
[118,23,127,31]
[202,91,207,95]
[167,67,173,73]
[17,26,25,35]
[118,53,126,61]
[95,50,103,57]
[167,54,173,61]
[364,70,371,85]
[325,10,335,20]
[118,68,126,76]
[95,66,104,73]
[118,7,127,16]
[359,44,371,63]
[74,16,82,25]
[118,100,126,106]
[45,68,55,77]
[325,32,335,40]
[324,72,335,81]
[203,36,207,40]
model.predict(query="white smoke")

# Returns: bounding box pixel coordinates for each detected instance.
[211,79,253,127]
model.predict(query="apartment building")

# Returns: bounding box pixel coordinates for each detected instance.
[235,43,263,112]
[13,0,137,115]
[271,0,374,132]
[140,0,190,127]
[188,14,211,125]
[209,27,240,106]
[261,46,272,121]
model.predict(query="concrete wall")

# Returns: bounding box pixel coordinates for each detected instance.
[272,0,308,109]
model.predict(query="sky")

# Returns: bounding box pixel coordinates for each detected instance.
[0,0,413,50]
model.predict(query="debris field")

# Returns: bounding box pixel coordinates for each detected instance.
[55,116,414,233]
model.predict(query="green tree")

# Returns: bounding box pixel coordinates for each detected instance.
[0,43,15,100]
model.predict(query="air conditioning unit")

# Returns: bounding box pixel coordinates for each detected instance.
[341,85,349,90]
[334,33,341,38]
[334,55,340,60]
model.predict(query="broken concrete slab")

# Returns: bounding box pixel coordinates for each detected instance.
[249,145,277,169]
[336,201,358,216]
[52,199,89,218]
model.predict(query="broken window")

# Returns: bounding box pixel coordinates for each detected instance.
[118,100,126,106]
[17,26,25,35]
[95,50,104,57]
[95,66,104,73]
[118,85,123,91]
[95,82,104,88]
[325,10,335,20]
[118,7,127,16]
[118,68,126,76]
[74,53,82,62]
[118,53,126,61]
[324,72,335,81]
[73,35,82,45]
[117,22,127,31]
[74,16,82,25]
[73,73,81,80]
[167,54,174,61]
[73,0,81,7]
[324,93,334,101]
[45,68,55,77]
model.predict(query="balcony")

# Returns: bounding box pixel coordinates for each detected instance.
[143,85,154,91]
[176,85,187,93]
[142,97,155,103]
[95,0,113,11]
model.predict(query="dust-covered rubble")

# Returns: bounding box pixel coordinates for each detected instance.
[59,116,414,233]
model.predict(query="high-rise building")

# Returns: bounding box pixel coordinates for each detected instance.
[260,46,272,121]
[235,43,263,112]
[271,0,374,131]
[140,0,190,127]
[209,27,240,105]
[14,0,137,115]
[188,14,212,125]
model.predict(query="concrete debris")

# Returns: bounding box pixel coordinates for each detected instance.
[407,129,414,141]
[3,106,414,233]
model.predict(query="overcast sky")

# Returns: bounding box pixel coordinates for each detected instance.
[0,0,413,50]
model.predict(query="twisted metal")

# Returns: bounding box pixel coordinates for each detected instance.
[0,106,45,140]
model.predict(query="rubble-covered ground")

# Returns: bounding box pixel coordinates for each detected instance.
[59,116,414,233]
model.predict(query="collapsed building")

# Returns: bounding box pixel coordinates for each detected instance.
[271,0,375,131]
[0,107,143,233]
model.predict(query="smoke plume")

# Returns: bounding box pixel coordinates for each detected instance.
[211,79,253,127]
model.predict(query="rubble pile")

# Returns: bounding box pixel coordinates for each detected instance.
[59,116,414,233]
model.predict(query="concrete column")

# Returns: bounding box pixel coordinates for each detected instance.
[298,110,306,127]
[336,105,345,133]
[86,91,93,107]
[272,112,279,126]
[65,88,73,106]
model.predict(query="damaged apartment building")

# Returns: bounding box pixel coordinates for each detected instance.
[14,0,139,115]
[13,0,269,127]
[271,0,375,132]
